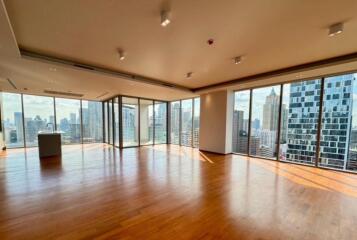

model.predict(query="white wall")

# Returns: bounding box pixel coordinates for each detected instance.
[199,90,233,154]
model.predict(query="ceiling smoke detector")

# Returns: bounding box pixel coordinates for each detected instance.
[329,22,344,36]
[161,10,170,27]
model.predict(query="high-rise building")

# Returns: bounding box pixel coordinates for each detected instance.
[285,75,354,170]
[262,88,280,131]
[319,75,353,170]
[284,80,321,164]
[280,105,288,143]
[14,112,23,142]
[233,110,249,153]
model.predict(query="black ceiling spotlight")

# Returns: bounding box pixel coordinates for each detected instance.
[186,72,193,79]
[118,50,125,61]
[234,56,242,65]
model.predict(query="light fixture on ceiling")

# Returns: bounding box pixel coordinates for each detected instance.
[234,56,242,65]
[161,10,170,27]
[328,22,344,36]
[186,72,193,79]
[49,67,57,72]
[118,50,125,61]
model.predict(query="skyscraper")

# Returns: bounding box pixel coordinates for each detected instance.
[233,110,249,153]
[262,88,280,131]
[14,112,23,142]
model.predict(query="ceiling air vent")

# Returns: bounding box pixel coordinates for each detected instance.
[96,92,109,99]
[7,78,18,89]
[72,63,95,71]
[44,90,83,97]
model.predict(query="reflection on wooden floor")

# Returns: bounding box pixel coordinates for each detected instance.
[0,144,356,240]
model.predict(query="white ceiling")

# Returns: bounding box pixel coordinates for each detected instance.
[1,0,357,100]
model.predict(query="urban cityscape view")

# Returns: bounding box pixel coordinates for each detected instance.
[170,98,200,147]
[104,97,169,147]
[2,93,103,147]
[233,73,357,172]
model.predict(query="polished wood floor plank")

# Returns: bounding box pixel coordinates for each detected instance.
[0,144,356,239]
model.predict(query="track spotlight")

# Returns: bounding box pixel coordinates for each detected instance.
[234,56,242,64]
[118,50,125,61]
[161,11,170,27]
[329,22,344,36]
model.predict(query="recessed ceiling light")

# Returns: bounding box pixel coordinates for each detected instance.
[234,56,242,64]
[118,50,125,61]
[161,10,170,27]
[329,22,344,37]
[186,72,193,79]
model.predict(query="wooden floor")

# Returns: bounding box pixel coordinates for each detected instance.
[0,144,356,240]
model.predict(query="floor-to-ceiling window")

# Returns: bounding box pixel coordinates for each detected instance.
[114,97,120,147]
[108,100,113,144]
[154,101,167,144]
[55,98,81,144]
[319,74,356,172]
[193,97,200,148]
[82,100,103,143]
[231,72,357,173]
[170,101,180,144]
[181,99,193,146]
[140,99,154,145]
[250,86,281,159]
[232,90,250,154]
[169,98,200,147]
[2,93,24,148]
[279,79,321,165]
[122,97,139,147]
[104,101,108,143]
[2,93,103,147]
[23,95,55,147]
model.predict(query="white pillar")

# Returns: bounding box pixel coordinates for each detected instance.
[199,90,233,154]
